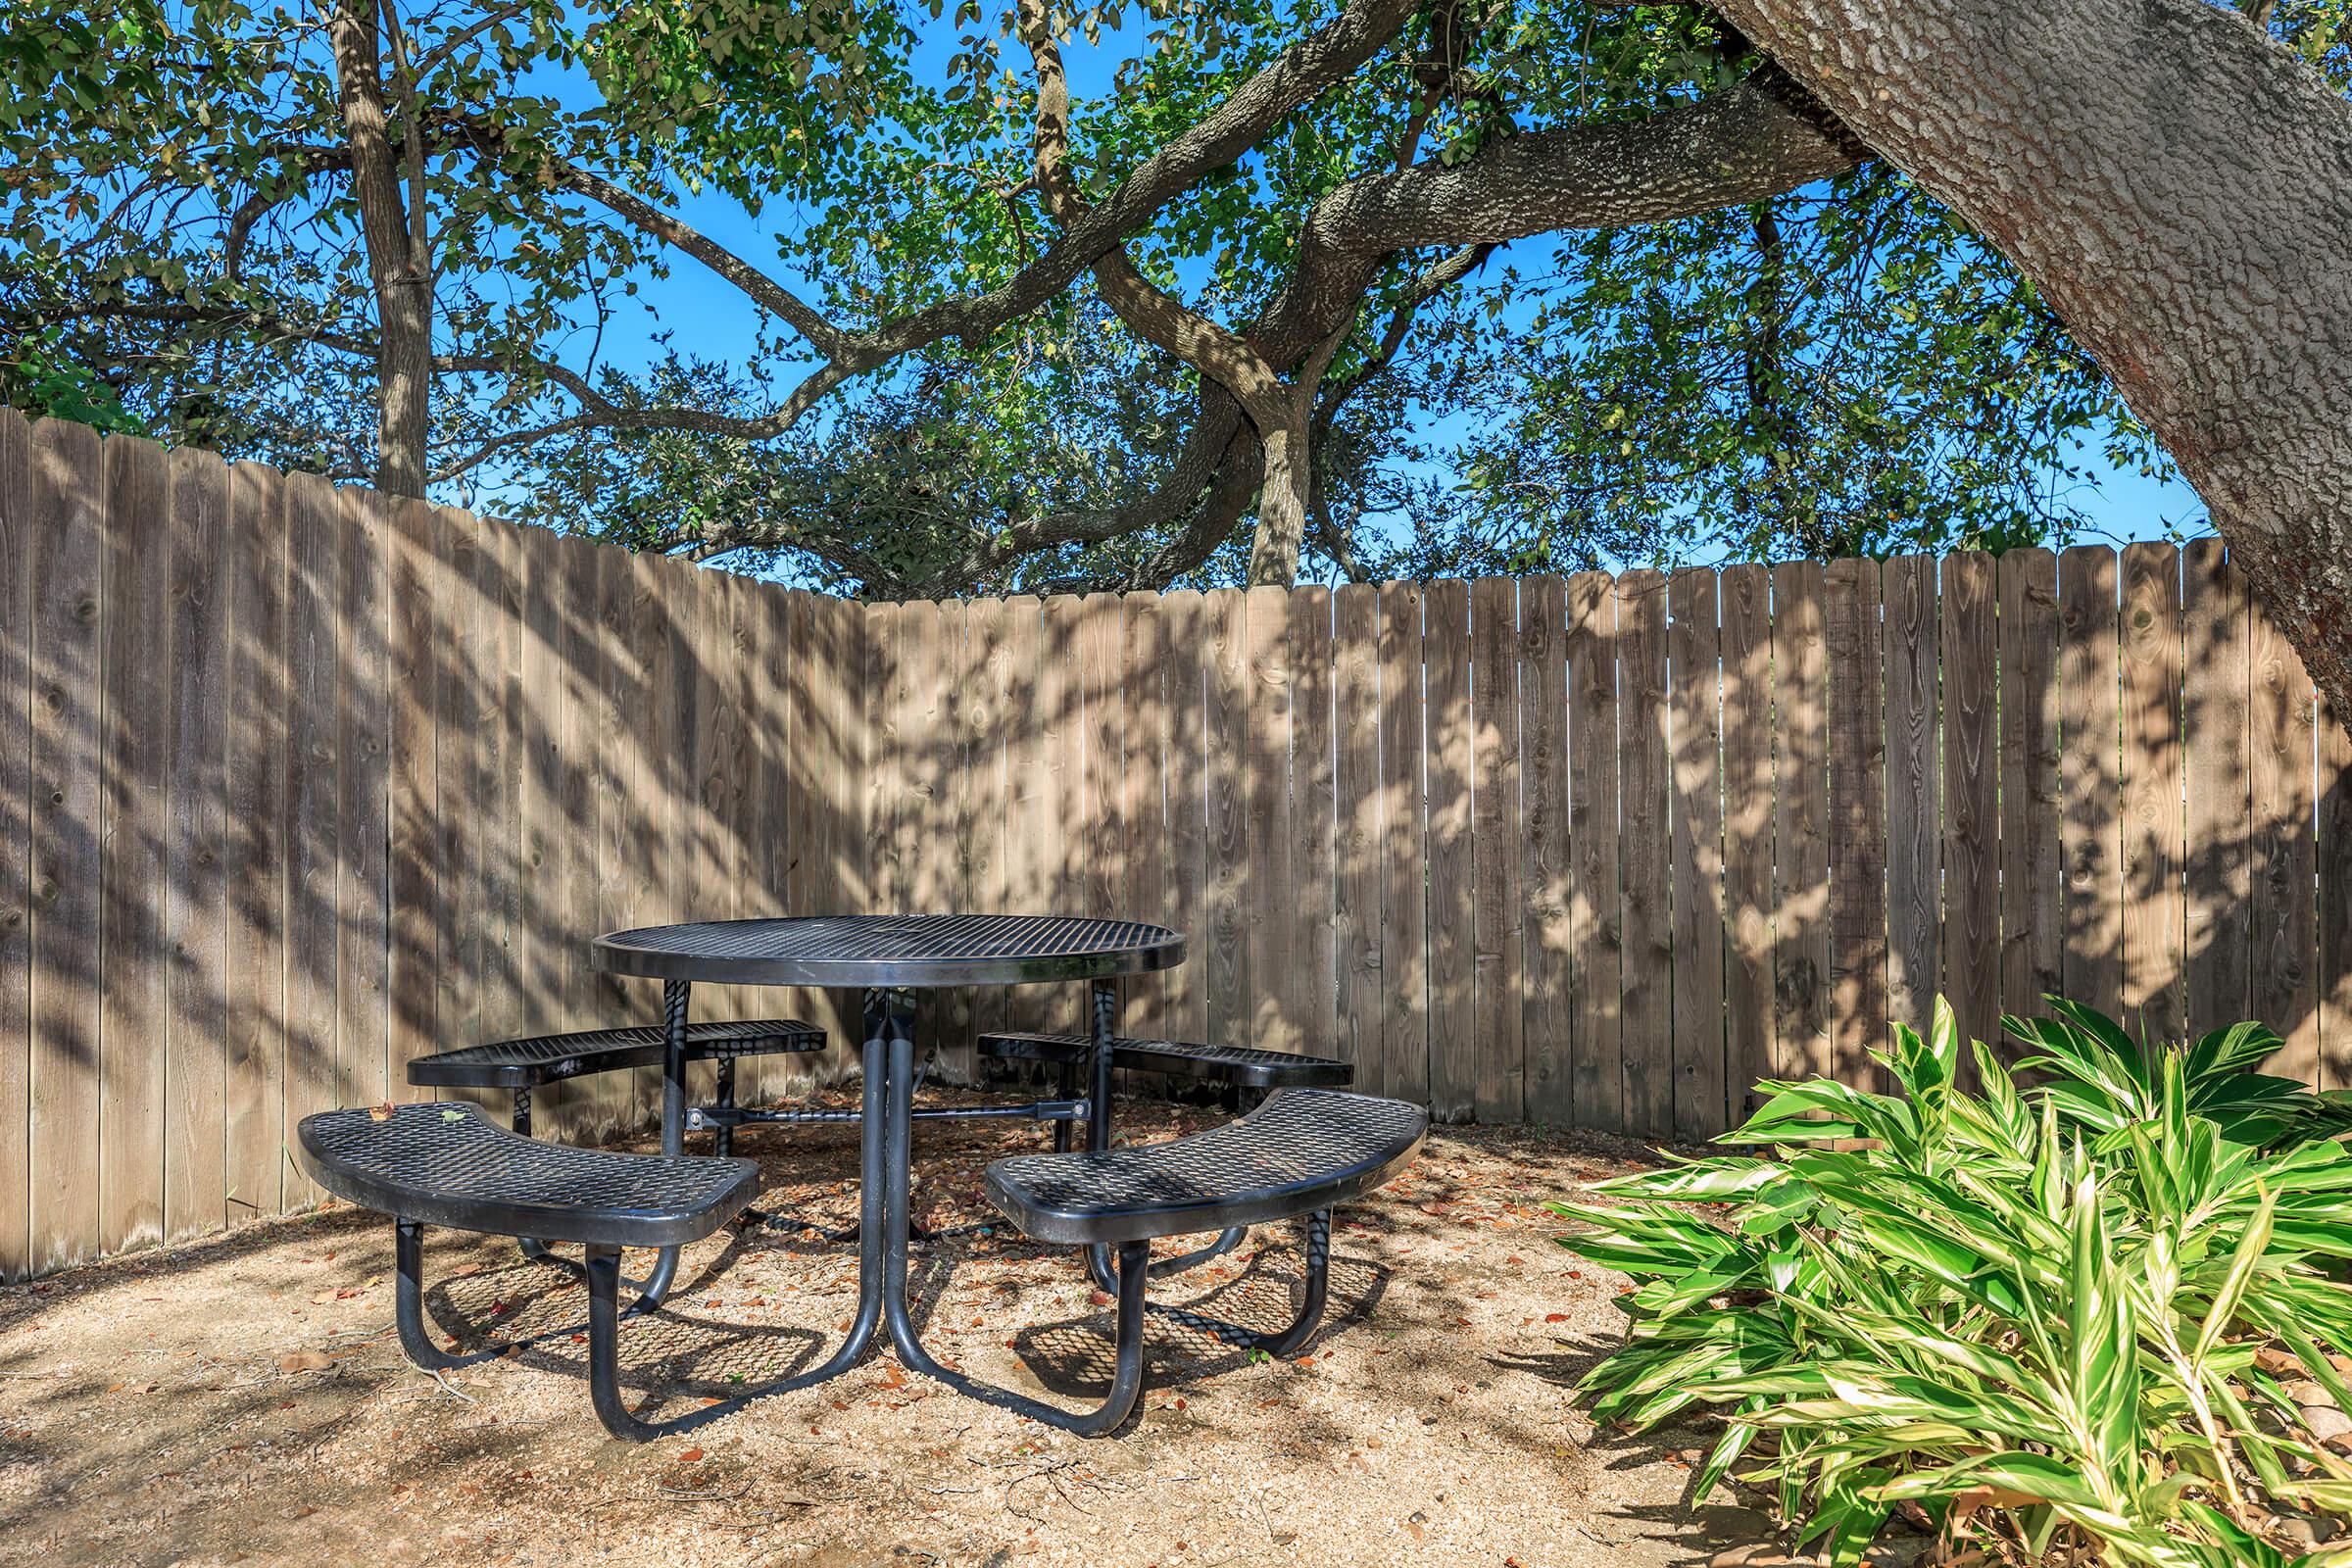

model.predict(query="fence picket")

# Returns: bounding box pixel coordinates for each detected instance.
[2250,578,2318,1079]
[2061,546,2125,1022]
[1884,555,1939,1050]
[1773,562,1832,1086]
[1469,577,1523,1123]
[1822,558,1885,1079]
[1669,568,1725,1138]
[1566,571,1623,1131]
[2120,542,2185,1045]
[162,444,230,1239]
[0,414,27,1275]
[1998,548,2063,1035]
[99,435,172,1247]
[1423,579,1474,1121]
[1519,576,1571,1126]
[1720,564,1774,1120]
[1378,583,1428,1105]
[1941,551,1998,1054]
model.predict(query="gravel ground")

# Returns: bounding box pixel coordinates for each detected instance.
[0,1092,1784,1568]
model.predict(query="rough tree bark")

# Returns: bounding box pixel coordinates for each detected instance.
[328,0,432,498]
[1713,0,2352,717]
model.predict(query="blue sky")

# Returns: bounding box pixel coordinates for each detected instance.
[507,25,2214,576]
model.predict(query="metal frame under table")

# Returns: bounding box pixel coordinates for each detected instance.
[589,912,1185,1432]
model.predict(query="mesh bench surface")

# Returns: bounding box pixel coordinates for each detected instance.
[408,1019,825,1090]
[297,1102,760,1248]
[983,1089,1425,1246]
[977,1031,1354,1089]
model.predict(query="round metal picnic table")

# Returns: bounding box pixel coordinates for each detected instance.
[589,912,1185,1434]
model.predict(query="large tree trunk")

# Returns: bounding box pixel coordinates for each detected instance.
[1250,419,1314,585]
[328,0,431,498]
[1712,0,2352,716]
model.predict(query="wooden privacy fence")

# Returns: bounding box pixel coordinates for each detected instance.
[6,406,2352,1280]
[867,556,2352,1141]
[0,411,868,1281]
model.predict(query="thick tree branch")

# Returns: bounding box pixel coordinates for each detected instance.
[542,158,854,359]
[1709,0,2352,717]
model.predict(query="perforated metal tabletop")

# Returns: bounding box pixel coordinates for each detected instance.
[590,913,1186,988]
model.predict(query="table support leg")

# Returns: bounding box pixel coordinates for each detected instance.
[879,998,1148,1435]
[578,1023,891,1442]
[1086,978,1122,1294]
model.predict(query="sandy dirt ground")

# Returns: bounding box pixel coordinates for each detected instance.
[0,1093,1806,1568]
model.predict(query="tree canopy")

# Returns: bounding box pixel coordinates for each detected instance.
[13,0,2333,598]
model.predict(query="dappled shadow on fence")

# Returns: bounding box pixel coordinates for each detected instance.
[7,406,2351,1280]
[0,411,868,1280]
[864,546,2352,1151]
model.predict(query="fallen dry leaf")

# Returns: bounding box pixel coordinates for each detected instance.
[276,1350,332,1373]
[368,1102,394,1121]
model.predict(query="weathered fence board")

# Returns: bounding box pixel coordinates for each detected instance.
[1941,553,1998,1056]
[1998,548,2063,1036]
[1378,582,1428,1105]
[1668,568,1725,1139]
[2181,539,2251,1038]
[2062,545,2126,1021]
[163,445,230,1241]
[1815,557,1890,1086]
[1566,571,1624,1131]
[0,411,28,1277]
[13,417,2352,1278]
[99,434,171,1248]
[2121,541,2185,1046]
[1519,575,1572,1126]
[1618,569,1673,1139]
[1203,589,1250,1052]
[1422,579,1475,1122]
[1162,590,1211,1049]
[1772,562,1833,1088]
[1883,556,1940,1052]
[1333,584,1383,1092]
[221,462,287,1230]
[1719,564,1775,1118]
[1468,576,1522,1125]
[2251,582,2320,1081]
[1290,587,1338,1062]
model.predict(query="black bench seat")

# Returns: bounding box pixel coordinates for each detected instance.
[300,1102,758,1248]
[946,1089,1425,1436]
[409,1018,825,1092]
[297,1102,835,1442]
[978,1030,1353,1090]
[985,1088,1424,1244]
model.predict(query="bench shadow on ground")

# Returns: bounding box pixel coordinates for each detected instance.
[954,1245,1392,1401]
[404,1170,1394,1428]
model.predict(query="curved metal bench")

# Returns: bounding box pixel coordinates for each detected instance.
[981,1030,1357,1280]
[409,1018,826,1152]
[297,1102,861,1443]
[914,1089,1426,1436]
[978,1030,1354,1091]
[409,1017,826,1305]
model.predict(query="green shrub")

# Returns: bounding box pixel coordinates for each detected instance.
[1553,998,2352,1567]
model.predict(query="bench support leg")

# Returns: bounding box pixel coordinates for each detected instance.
[512,1087,678,1318]
[1083,978,1124,1294]
[1151,1210,1331,1358]
[711,1057,737,1158]
[1143,1225,1249,1281]
[396,1219,519,1371]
